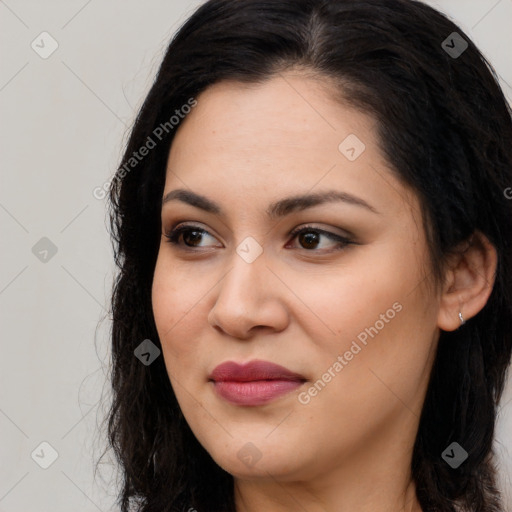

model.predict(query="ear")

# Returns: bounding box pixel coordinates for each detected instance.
[437,231,497,331]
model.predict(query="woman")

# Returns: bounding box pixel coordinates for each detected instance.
[102,0,512,510]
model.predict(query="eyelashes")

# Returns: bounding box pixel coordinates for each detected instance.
[163,223,353,253]
[164,225,219,249]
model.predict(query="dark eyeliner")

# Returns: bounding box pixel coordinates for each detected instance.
[164,224,210,247]
[287,225,353,251]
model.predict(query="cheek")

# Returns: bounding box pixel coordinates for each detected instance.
[152,262,217,447]
[301,248,435,400]
[323,297,435,428]
[287,255,405,340]
[152,255,200,363]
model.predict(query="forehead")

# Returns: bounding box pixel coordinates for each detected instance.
[164,73,419,223]
[169,74,373,161]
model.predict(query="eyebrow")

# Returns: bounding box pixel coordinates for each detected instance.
[161,188,379,218]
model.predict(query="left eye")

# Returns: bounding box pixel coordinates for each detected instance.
[287,226,352,251]
[163,224,352,252]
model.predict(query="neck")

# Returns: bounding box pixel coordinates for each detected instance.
[233,416,424,512]
[234,473,422,512]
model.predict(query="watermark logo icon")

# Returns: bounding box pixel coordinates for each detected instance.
[32,237,58,263]
[31,32,59,59]
[441,32,468,59]
[236,236,263,263]
[237,442,262,467]
[442,442,468,469]
[31,441,59,469]
[134,339,161,366]
[338,134,366,161]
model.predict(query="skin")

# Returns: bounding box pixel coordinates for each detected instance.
[151,70,497,512]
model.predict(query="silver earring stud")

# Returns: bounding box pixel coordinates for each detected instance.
[459,311,465,326]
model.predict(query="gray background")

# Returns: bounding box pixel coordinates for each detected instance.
[1,1,511,510]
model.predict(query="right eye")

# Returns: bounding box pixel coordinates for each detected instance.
[164,224,221,250]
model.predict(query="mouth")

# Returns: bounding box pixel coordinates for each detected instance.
[208,359,307,406]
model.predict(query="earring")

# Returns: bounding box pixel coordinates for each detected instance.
[459,311,465,326]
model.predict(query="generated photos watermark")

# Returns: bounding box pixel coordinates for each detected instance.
[298,301,403,405]
[93,97,198,200]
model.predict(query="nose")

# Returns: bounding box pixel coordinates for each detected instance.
[207,250,289,339]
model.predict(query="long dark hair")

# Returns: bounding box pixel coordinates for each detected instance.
[100,0,512,510]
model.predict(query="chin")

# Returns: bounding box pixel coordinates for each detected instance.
[206,437,307,481]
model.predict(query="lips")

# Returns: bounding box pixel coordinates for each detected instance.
[209,359,306,406]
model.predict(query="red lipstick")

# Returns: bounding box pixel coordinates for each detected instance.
[209,359,306,406]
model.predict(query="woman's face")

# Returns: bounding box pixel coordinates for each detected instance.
[152,72,442,483]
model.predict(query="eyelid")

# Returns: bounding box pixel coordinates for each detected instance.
[288,224,352,241]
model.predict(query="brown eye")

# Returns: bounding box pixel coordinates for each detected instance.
[164,225,220,248]
[298,230,321,249]
[288,226,352,252]
[181,229,205,247]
